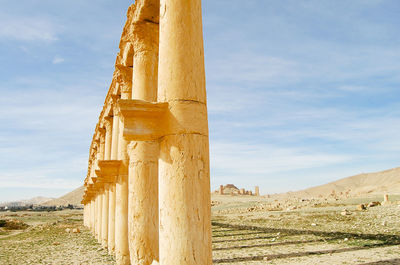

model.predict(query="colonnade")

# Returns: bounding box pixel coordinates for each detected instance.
[81,0,211,264]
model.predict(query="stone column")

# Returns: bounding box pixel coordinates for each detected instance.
[89,200,93,230]
[158,0,212,263]
[255,186,260,196]
[127,142,159,265]
[108,182,116,255]
[94,195,99,238]
[83,204,87,227]
[96,190,103,242]
[111,106,120,161]
[101,185,109,248]
[126,16,159,265]
[383,194,389,204]
[91,198,95,235]
[115,103,130,265]
[110,112,119,256]
[104,118,113,160]
[219,185,224,195]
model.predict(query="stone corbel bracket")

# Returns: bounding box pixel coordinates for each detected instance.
[97,160,122,183]
[117,99,208,141]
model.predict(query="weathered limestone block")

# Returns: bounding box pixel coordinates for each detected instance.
[255,186,260,196]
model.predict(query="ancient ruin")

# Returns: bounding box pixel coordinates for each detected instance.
[81,0,212,264]
[214,184,260,196]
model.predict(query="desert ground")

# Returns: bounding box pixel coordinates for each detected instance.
[1,194,399,265]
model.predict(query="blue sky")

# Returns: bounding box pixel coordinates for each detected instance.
[1,0,400,201]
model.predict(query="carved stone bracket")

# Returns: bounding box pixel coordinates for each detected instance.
[97,160,122,183]
[118,99,168,141]
[117,99,208,141]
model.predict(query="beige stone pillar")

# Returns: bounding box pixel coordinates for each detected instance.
[255,186,260,196]
[219,185,224,195]
[131,21,158,101]
[91,198,95,235]
[96,191,103,242]
[158,0,212,263]
[88,201,92,227]
[126,14,160,265]
[94,195,99,238]
[115,102,130,265]
[108,183,116,255]
[83,204,87,227]
[101,185,109,248]
[104,118,113,160]
[111,108,120,161]
[127,142,159,265]
[110,112,119,255]
[384,194,389,202]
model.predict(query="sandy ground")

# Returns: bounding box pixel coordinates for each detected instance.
[211,194,400,264]
[0,194,399,264]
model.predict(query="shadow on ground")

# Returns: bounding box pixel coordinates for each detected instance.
[212,222,400,264]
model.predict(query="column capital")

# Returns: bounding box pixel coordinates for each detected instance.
[132,21,159,53]
[115,65,132,97]
[104,116,113,131]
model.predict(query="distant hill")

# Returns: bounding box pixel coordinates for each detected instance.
[0,196,53,207]
[43,186,85,206]
[285,167,400,198]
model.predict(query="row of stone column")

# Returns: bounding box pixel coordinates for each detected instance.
[82,0,212,264]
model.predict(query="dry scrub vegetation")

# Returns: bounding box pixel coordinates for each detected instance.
[0,210,115,265]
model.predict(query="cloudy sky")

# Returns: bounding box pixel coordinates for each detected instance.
[1,0,399,201]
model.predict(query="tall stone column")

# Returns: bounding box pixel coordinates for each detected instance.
[91,198,95,235]
[110,112,119,256]
[126,15,159,265]
[101,185,109,248]
[83,204,87,227]
[104,118,113,160]
[111,106,120,161]
[115,103,130,265]
[96,190,103,242]
[127,141,159,265]
[108,182,116,254]
[94,195,99,238]
[158,0,212,264]
[89,200,93,230]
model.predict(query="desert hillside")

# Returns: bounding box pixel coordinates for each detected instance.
[286,167,400,198]
[0,196,53,207]
[43,186,85,206]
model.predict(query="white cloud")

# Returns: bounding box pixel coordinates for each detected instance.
[0,14,57,42]
[52,56,65,64]
[210,142,352,177]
